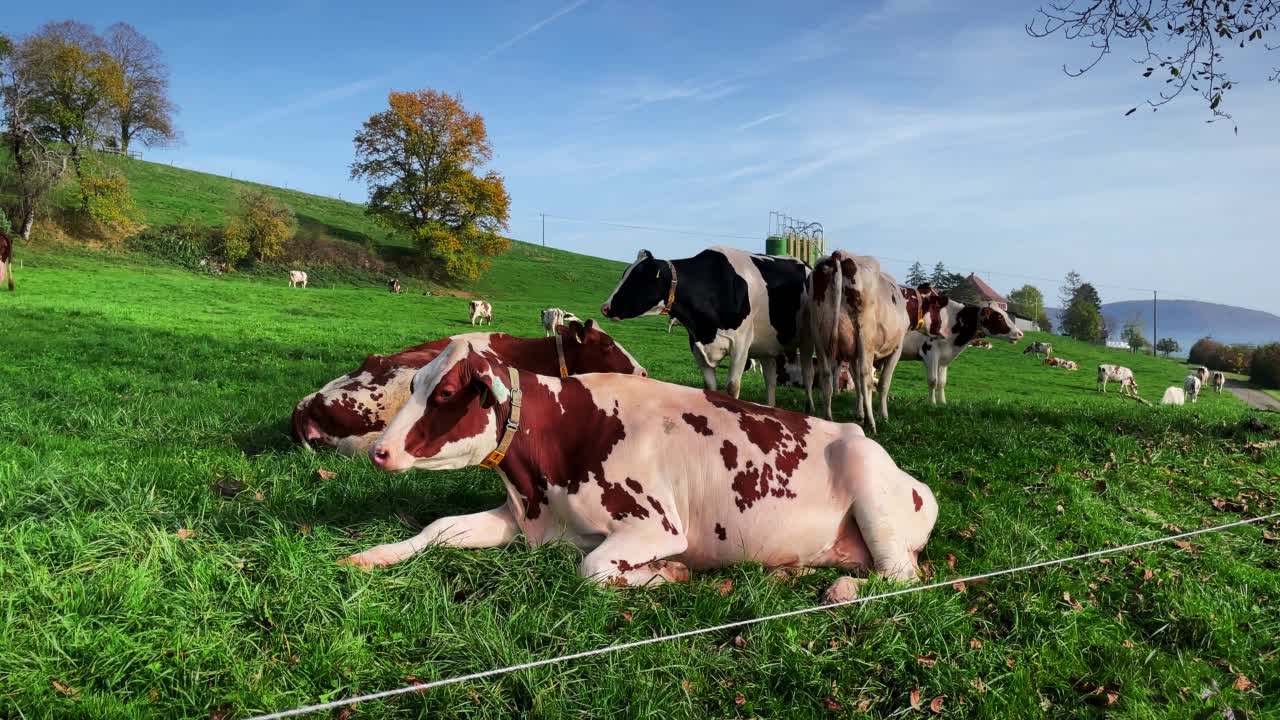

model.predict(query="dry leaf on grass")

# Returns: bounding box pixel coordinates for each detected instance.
[1173,540,1199,553]
[946,553,957,570]
[930,695,945,713]
[971,678,987,693]
[856,697,872,711]
[51,679,78,696]
[824,698,842,711]
[620,611,633,623]
[680,679,693,693]
[176,528,196,540]
[969,638,983,649]
[917,653,938,667]
[910,686,922,709]
[317,468,337,481]
[717,579,734,596]
[732,635,747,649]
[1233,675,1254,692]
[734,693,745,705]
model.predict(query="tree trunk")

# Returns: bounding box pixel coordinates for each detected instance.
[120,122,131,155]
[20,205,35,241]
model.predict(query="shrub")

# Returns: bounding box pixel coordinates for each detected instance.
[224,188,295,263]
[1189,337,1253,373]
[282,227,388,272]
[0,207,11,234]
[80,171,139,232]
[1249,343,1280,389]
[127,219,212,266]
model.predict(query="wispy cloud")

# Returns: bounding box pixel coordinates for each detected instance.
[481,0,591,61]
[736,111,788,131]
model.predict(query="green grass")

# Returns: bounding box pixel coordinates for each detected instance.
[2,244,1279,720]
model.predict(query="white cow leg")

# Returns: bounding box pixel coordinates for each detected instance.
[759,356,779,407]
[857,351,877,433]
[341,505,519,568]
[579,530,689,587]
[799,344,816,414]
[876,348,902,421]
[724,343,752,399]
[700,362,718,392]
[816,358,836,421]
[841,439,935,582]
[938,364,949,405]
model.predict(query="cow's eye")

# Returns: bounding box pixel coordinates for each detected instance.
[410,379,416,394]
[439,389,455,400]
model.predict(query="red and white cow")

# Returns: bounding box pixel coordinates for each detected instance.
[469,300,493,326]
[388,278,402,294]
[291,321,646,454]
[350,339,938,590]
[1184,373,1202,403]
[1097,364,1140,398]
[0,230,13,292]
[288,270,308,288]
[897,289,1023,404]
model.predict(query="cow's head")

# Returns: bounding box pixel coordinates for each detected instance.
[370,341,511,472]
[976,305,1024,343]
[560,319,647,376]
[601,250,671,320]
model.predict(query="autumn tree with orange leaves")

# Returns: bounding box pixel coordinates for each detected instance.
[350,90,510,281]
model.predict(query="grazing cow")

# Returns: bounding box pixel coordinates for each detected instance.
[1194,366,1210,385]
[898,293,1023,404]
[0,230,13,292]
[1097,364,1140,397]
[388,278,402,294]
[469,300,493,326]
[1213,371,1226,393]
[810,251,908,430]
[601,247,813,407]
[288,270,308,288]
[292,321,646,454]
[1023,341,1053,358]
[1161,387,1186,405]
[352,339,939,591]
[541,307,582,336]
[1184,374,1202,403]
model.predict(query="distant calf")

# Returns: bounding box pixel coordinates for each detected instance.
[541,307,581,336]
[1184,374,1202,403]
[388,278,402,294]
[0,230,13,292]
[1212,371,1225,393]
[1024,341,1052,358]
[1161,387,1186,405]
[288,270,308,288]
[1097,364,1139,397]
[469,300,493,326]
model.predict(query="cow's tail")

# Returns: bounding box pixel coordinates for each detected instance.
[821,253,845,361]
[290,400,316,451]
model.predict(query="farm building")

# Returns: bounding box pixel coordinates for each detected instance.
[965,273,1009,311]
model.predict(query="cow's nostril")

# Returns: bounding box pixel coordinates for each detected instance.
[372,447,390,465]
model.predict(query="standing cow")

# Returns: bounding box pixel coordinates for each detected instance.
[541,307,581,336]
[388,278,402,294]
[292,321,646,454]
[1212,371,1226,393]
[0,230,13,292]
[601,247,813,408]
[469,300,493,326]
[1194,366,1211,385]
[1184,374,1203,403]
[1097,364,1140,398]
[810,251,907,430]
[288,270,308,288]
[898,291,1023,404]
[353,339,938,592]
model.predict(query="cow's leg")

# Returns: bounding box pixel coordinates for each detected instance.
[341,505,519,568]
[799,333,817,413]
[856,341,876,432]
[579,529,689,587]
[815,355,836,420]
[839,436,936,582]
[876,347,903,421]
[760,355,779,407]
[925,350,940,405]
[724,342,752,400]
[937,363,950,405]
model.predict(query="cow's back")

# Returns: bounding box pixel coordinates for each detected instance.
[710,246,809,354]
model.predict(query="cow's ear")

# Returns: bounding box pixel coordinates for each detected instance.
[917,283,934,295]
[584,318,597,331]
[979,306,994,319]
[464,350,509,408]
[636,249,653,262]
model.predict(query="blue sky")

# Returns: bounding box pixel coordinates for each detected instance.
[13,0,1280,314]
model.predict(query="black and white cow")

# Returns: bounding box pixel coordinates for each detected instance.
[898,293,1023,404]
[601,247,813,407]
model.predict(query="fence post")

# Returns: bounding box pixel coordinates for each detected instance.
[1152,290,1158,357]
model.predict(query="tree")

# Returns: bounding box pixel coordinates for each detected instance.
[1027,1,1280,123]
[350,89,511,281]
[0,32,63,240]
[1062,297,1104,342]
[1058,270,1082,314]
[223,187,295,264]
[1155,337,1181,357]
[102,23,177,153]
[947,275,982,304]
[905,261,928,287]
[1122,318,1148,352]
[1008,284,1052,331]
[929,262,948,289]
[1250,343,1280,390]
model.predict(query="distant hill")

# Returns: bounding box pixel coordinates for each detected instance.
[1048,300,1280,352]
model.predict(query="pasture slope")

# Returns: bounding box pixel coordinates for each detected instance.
[2,245,1280,719]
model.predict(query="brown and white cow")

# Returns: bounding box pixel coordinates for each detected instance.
[0,230,13,292]
[1097,364,1139,397]
[288,270,308,288]
[291,321,646,454]
[1212,371,1226,393]
[469,300,493,326]
[388,278,402,294]
[810,251,907,430]
[1023,341,1052,358]
[898,291,1023,404]
[351,339,938,590]
[1184,373,1202,403]
[1194,366,1210,385]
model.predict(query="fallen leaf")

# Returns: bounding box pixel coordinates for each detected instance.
[680,679,693,693]
[856,696,872,711]
[930,695,945,714]
[946,553,957,570]
[910,686,922,709]
[1173,540,1199,553]
[971,678,987,693]
[1142,568,1154,581]
[254,491,265,502]
[718,579,734,596]
[824,697,842,711]
[969,638,983,649]
[958,524,975,539]
[317,468,337,481]
[1106,690,1119,706]
[1263,531,1280,543]
[176,528,196,540]
[734,693,745,705]
[1233,675,1254,692]
[404,675,424,686]
[620,611,633,623]
[952,581,967,592]
[337,708,355,720]
[917,653,938,668]
[1056,504,1065,513]
[1123,639,1135,649]
[732,635,747,649]
[51,679,78,696]
[1212,498,1227,510]
[149,688,159,703]
[298,523,312,536]
[1006,657,1016,669]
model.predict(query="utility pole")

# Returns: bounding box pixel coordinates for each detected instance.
[1152,290,1158,357]
[541,213,546,247]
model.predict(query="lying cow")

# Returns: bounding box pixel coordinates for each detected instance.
[971,340,993,349]
[288,270,308,288]
[777,351,856,393]
[469,300,493,326]
[602,247,813,408]
[292,321,646,454]
[351,338,938,592]
[1161,387,1186,405]
[1097,364,1139,397]
[0,230,13,292]
[811,251,907,430]
[898,291,1023,404]
[388,278,402,294]
[541,307,581,336]
[1213,371,1225,393]
[1184,374,1202,403]
[1023,341,1052,358]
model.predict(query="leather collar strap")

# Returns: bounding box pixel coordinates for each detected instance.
[555,331,569,377]
[479,366,522,469]
[659,260,677,315]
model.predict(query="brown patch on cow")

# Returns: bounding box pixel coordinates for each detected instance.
[978,306,1012,336]
[705,391,808,511]
[405,358,492,460]
[681,413,713,436]
[599,478,651,522]
[912,488,923,512]
[720,440,738,470]
[714,523,727,541]
[838,256,861,312]
[812,260,834,303]
[625,478,644,494]
[612,557,657,573]
[647,495,679,535]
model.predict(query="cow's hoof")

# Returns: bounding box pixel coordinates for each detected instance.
[339,547,399,569]
[770,566,816,581]
[651,559,691,583]
[822,576,866,605]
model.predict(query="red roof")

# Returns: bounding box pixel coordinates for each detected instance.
[967,273,1006,304]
